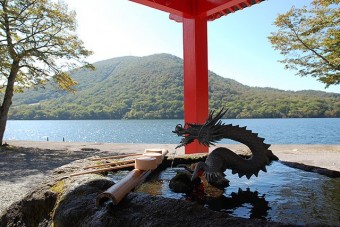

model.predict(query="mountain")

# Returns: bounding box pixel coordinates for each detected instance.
[10,53,340,119]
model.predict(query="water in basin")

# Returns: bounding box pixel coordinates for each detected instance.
[132,162,340,226]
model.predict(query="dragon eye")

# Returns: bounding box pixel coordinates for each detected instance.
[176,124,183,131]
[173,124,183,135]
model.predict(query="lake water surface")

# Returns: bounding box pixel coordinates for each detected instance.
[5,118,340,144]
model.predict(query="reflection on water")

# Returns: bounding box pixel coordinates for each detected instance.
[204,188,270,220]
[132,162,340,226]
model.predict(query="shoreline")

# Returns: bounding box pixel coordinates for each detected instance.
[5,140,340,172]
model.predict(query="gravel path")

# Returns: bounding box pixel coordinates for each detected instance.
[0,141,339,214]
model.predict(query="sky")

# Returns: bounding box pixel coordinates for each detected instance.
[66,0,340,94]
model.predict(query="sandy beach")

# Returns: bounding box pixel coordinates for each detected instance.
[0,140,339,214]
[6,140,340,171]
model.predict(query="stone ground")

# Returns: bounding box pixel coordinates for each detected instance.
[0,140,339,214]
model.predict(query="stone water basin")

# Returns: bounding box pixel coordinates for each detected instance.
[110,162,340,226]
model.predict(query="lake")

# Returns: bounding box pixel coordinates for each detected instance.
[4,118,340,144]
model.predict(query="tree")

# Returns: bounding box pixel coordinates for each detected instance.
[0,0,93,144]
[268,0,340,87]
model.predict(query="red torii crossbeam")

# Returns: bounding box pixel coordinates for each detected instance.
[130,0,265,154]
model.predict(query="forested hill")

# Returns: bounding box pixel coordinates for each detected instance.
[10,53,340,119]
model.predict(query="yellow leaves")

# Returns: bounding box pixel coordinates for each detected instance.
[53,72,77,92]
[313,0,340,7]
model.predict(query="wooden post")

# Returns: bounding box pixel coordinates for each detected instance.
[83,159,135,170]
[183,16,209,154]
[96,149,168,206]
[96,169,151,205]
[70,163,135,177]
[90,153,143,161]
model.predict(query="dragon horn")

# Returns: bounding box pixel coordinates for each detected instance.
[206,108,227,127]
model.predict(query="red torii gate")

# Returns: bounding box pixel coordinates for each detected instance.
[129,0,265,154]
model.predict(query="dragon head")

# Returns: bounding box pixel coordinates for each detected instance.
[173,109,227,149]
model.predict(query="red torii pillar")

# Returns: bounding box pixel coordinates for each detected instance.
[182,16,209,154]
[130,0,265,154]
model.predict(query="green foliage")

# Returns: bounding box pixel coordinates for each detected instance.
[268,0,340,87]
[9,54,340,120]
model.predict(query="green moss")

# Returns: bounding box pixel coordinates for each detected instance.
[50,180,66,195]
[50,179,67,227]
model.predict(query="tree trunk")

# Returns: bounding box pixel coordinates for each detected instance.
[0,61,19,145]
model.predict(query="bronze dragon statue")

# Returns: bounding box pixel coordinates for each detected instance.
[173,109,278,188]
